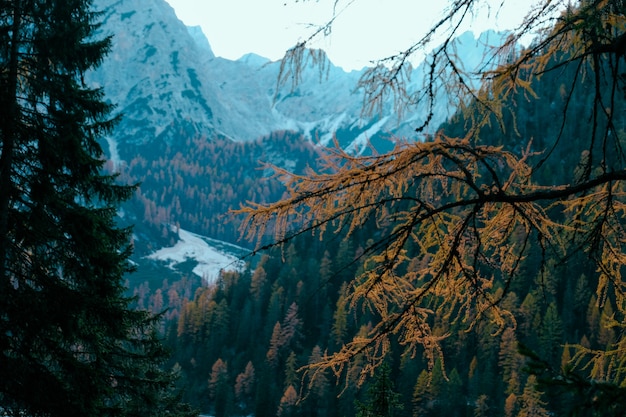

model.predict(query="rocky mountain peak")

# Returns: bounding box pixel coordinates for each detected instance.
[88,0,504,160]
[89,0,220,154]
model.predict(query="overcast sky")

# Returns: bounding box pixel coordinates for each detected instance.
[165,0,546,71]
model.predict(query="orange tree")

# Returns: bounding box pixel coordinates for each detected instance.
[237,0,626,393]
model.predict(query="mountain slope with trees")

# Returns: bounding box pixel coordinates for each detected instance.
[153,1,626,416]
[8,0,623,417]
[144,20,625,417]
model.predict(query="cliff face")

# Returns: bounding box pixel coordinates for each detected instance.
[88,0,219,155]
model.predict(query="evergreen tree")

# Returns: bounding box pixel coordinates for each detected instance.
[284,351,299,389]
[208,358,231,417]
[332,282,349,349]
[517,376,549,417]
[499,327,523,393]
[474,395,490,417]
[412,370,431,417]
[504,393,518,417]
[234,361,256,415]
[305,345,331,417]
[442,368,465,417]
[539,302,564,365]
[277,385,299,417]
[356,362,403,417]
[0,1,193,416]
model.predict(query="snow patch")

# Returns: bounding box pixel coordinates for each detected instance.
[146,227,245,283]
[316,112,349,146]
[345,116,390,155]
[105,136,122,169]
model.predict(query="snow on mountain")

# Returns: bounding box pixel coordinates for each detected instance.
[345,116,391,155]
[88,0,503,159]
[200,49,366,144]
[147,227,246,283]
[86,0,508,278]
[104,136,121,170]
[89,0,361,153]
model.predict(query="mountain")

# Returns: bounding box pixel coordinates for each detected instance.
[88,0,219,157]
[79,3,626,416]
[88,0,502,159]
[87,0,504,284]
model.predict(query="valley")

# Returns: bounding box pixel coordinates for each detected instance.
[84,1,626,416]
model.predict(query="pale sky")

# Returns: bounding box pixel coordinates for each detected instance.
[165,0,548,71]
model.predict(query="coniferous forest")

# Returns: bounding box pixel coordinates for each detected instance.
[131,7,626,415]
[5,1,626,417]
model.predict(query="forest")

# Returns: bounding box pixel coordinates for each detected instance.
[127,3,626,416]
[119,129,319,249]
[3,1,626,417]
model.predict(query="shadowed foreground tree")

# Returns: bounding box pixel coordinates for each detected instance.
[237,0,626,402]
[0,1,195,416]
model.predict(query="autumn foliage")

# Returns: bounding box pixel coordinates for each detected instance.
[237,0,626,393]
[116,1,626,415]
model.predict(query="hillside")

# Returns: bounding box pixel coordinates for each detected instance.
[87,0,504,285]
[151,42,626,416]
[82,1,626,416]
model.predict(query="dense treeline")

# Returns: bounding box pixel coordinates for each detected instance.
[155,226,606,417]
[111,2,626,414]
[163,231,368,416]
[118,130,320,249]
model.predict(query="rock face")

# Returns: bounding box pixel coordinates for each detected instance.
[88,0,219,155]
[88,0,503,160]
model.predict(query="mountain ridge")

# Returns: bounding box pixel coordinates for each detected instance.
[87,0,507,269]
[88,0,504,160]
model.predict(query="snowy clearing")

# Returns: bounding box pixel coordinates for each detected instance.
[146,227,245,283]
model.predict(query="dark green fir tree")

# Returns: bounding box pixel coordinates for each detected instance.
[0,1,195,417]
[355,363,403,417]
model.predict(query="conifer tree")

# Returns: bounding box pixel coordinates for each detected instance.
[208,358,230,417]
[277,385,299,417]
[499,327,522,391]
[442,368,465,417]
[234,361,256,411]
[305,345,331,415]
[267,322,284,367]
[284,351,299,389]
[517,376,549,417]
[474,395,490,417]
[331,282,349,348]
[539,302,564,365]
[504,393,518,417]
[355,362,403,417]
[412,370,431,417]
[0,1,193,416]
